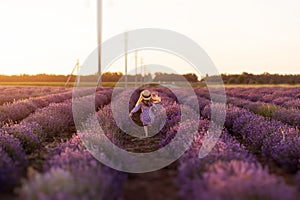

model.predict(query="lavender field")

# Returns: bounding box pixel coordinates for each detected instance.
[0,85,299,200]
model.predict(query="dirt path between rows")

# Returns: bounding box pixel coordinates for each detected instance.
[121,136,181,200]
[122,164,180,200]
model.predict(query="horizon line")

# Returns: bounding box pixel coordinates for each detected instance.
[1,72,300,77]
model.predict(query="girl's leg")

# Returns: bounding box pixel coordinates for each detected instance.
[144,126,148,137]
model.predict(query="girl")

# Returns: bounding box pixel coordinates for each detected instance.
[129,90,161,137]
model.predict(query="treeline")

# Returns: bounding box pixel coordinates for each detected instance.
[205,72,300,84]
[0,73,124,83]
[0,74,71,82]
[0,72,199,83]
[1,72,300,84]
[154,73,198,82]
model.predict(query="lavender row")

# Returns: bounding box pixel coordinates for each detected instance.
[194,87,300,110]
[0,119,49,192]
[179,160,297,200]
[225,105,300,172]
[186,92,300,172]
[176,119,298,200]
[194,87,300,127]
[226,87,300,100]
[226,87,300,109]
[201,100,300,173]
[182,89,299,164]
[0,133,28,192]
[0,101,75,192]
[0,88,113,192]
[22,89,113,141]
[18,135,127,200]
[0,88,98,125]
[0,86,70,106]
[226,96,300,127]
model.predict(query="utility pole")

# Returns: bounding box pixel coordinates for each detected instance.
[135,50,138,87]
[144,65,148,83]
[141,57,144,85]
[97,0,102,87]
[124,32,128,88]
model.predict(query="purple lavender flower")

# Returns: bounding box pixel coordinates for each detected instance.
[0,91,71,124]
[194,160,297,200]
[272,108,300,127]
[0,86,69,106]
[0,133,28,171]
[267,129,300,172]
[283,99,300,109]
[23,102,75,139]
[0,147,20,192]
[2,122,43,154]
[27,136,128,200]
[224,105,248,132]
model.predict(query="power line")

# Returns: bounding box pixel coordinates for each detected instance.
[65,59,80,87]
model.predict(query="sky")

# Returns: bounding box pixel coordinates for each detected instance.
[0,0,300,75]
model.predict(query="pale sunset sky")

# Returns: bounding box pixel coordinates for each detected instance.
[0,0,300,75]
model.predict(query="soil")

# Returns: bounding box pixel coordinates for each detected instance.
[121,136,181,200]
[122,164,180,200]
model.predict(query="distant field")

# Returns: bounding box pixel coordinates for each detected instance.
[0,82,114,87]
[0,82,67,86]
[0,81,204,87]
[225,84,300,88]
[1,81,299,88]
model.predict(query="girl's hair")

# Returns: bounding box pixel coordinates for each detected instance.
[142,99,151,107]
[135,96,151,107]
[135,95,143,107]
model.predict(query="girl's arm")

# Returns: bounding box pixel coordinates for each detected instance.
[130,103,142,114]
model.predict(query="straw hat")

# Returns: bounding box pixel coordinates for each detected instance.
[141,90,151,100]
[151,93,161,103]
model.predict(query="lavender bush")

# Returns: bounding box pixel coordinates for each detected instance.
[159,119,199,158]
[266,129,300,172]
[226,95,300,127]
[0,91,72,124]
[2,122,43,153]
[19,134,127,200]
[186,160,297,200]
[0,87,100,125]
[0,147,20,192]
[231,112,281,152]
[0,86,69,106]
[224,103,300,171]
[23,102,75,139]
[0,133,28,192]
[0,133,28,171]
